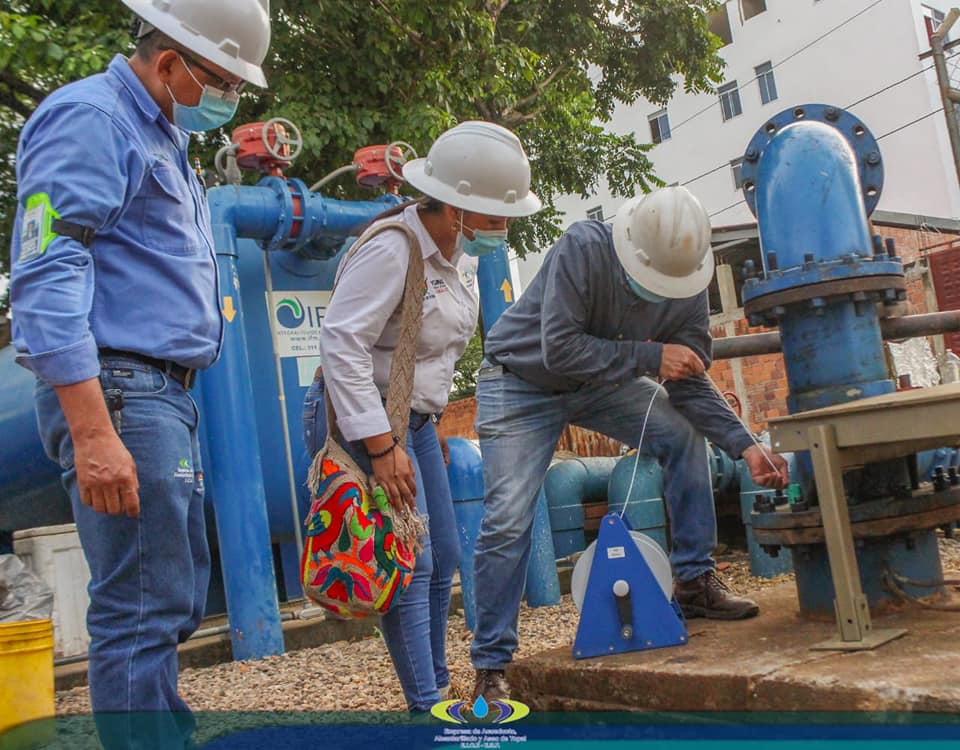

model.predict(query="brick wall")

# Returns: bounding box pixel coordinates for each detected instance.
[709,318,790,434]
[438,397,477,440]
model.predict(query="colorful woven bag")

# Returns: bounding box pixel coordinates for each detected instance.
[301,221,428,618]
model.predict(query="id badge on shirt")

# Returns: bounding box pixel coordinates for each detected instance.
[19,192,56,264]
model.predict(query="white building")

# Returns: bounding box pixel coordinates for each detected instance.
[515,0,960,290]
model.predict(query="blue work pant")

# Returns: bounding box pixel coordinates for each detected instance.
[303,376,460,712]
[470,366,714,670]
[36,355,208,749]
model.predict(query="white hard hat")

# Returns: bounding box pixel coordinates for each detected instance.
[402,121,542,217]
[122,0,271,88]
[612,186,714,299]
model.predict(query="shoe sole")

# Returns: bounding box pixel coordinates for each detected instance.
[681,604,760,620]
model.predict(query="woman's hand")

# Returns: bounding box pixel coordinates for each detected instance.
[370,445,417,511]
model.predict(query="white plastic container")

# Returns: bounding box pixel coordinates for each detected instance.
[13,524,91,658]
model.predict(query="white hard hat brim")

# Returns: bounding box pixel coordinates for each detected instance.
[402,158,542,218]
[612,209,716,299]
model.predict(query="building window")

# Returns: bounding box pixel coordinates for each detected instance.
[586,205,604,221]
[708,5,733,46]
[718,81,743,122]
[755,61,778,105]
[648,108,671,144]
[742,0,767,20]
[923,5,946,42]
[730,158,744,189]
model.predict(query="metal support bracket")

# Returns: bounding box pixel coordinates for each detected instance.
[806,424,906,651]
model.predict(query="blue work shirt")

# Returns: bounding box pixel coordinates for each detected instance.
[10,55,222,386]
[484,220,755,459]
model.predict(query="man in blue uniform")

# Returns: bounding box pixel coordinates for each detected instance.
[470,187,791,702]
[9,1,270,745]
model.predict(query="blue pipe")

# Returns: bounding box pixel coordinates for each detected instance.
[607,454,668,553]
[737,105,945,613]
[477,246,514,335]
[201,214,284,660]
[544,458,618,557]
[755,121,873,272]
[750,120,895,414]
[207,179,401,255]
[737,459,794,579]
[526,488,561,607]
[446,438,485,631]
[0,346,69,530]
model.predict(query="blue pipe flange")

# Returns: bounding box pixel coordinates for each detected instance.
[259,176,310,252]
[740,103,884,218]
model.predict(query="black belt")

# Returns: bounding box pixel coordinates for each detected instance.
[410,410,442,431]
[99,348,197,390]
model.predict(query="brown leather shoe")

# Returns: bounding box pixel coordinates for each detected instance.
[674,570,760,620]
[473,669,510,702]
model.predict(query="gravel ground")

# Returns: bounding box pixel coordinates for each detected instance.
[48,535,960,744]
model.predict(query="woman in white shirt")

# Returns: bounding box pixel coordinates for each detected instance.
[304,121,541,712]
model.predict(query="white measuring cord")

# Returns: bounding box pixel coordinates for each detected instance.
[618,380,666,518]
[702,372,781,475]
[617,370,781,518]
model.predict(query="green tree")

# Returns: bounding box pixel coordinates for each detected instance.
[1,0,723,314]
[452,323,485,401]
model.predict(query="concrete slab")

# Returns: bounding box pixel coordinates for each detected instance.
[508,581,960,712]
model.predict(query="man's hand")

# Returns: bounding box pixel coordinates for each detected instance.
[74,432,140,517]
[742,444,789,489]
[55,378,140,517]
[659,344,706,381]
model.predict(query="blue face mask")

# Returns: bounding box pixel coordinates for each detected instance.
[166,56,239,132]
[627,275,667,303]
[458,213,508,257]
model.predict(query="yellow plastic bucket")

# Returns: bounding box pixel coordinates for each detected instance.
[0,619,55,749]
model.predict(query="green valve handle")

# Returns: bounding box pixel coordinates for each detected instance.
[786,483,803,504]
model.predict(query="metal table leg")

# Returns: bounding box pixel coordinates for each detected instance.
[806,424,907,651]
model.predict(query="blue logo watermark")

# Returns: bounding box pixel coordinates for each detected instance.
[431,694,529,724]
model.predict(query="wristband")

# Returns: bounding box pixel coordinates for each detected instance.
[368,436,399,459]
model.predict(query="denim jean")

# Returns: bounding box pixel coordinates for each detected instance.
[470,365,714,670]
[303,376,460,712]
[35,355,208,749]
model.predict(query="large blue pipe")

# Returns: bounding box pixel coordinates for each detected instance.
[476,247,514,334]
[755,121,873,270]
[738,104,944,613]
[751,121,894,413]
